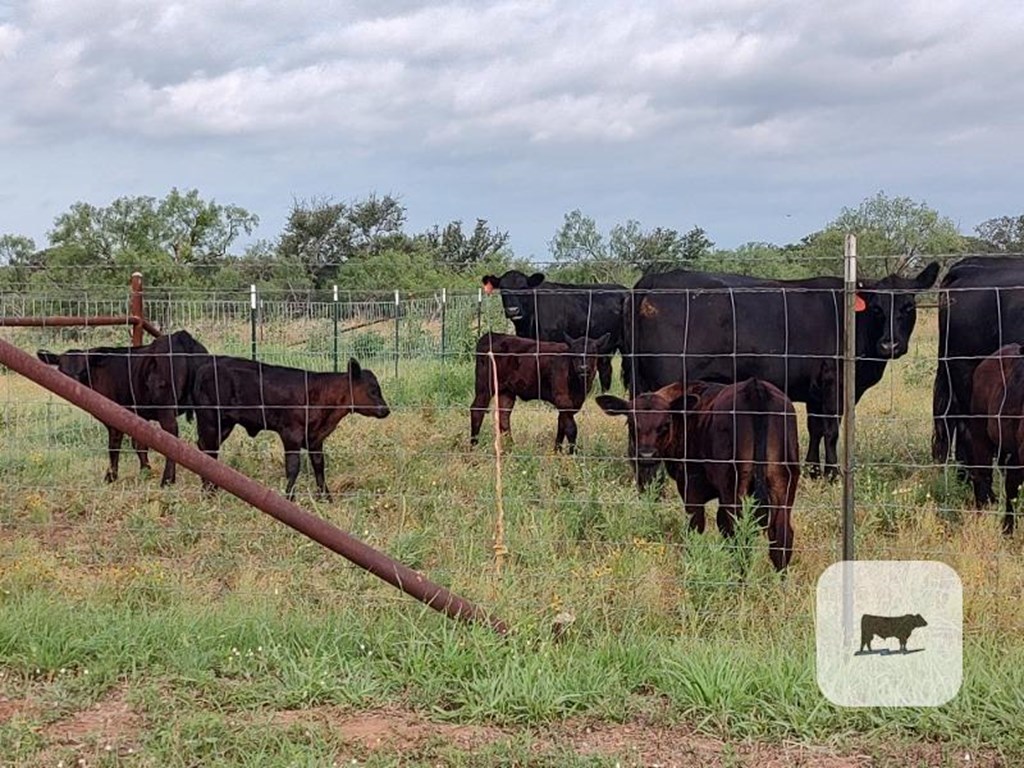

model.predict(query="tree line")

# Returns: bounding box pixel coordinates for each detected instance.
[1,187,1022,299]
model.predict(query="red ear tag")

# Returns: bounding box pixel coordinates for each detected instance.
[483,283,494,295]
[855,295,867,312]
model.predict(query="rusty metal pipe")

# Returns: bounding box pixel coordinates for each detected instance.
[0,337,508,635]
[0,315,163,339]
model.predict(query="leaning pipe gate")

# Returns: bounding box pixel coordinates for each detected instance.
[0,338,508,635]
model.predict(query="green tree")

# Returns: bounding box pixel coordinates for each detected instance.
[424,218,510,271]
[611,221,712,273]
[828,190,964,274]
[157,187,259,264]
[0,234,36,266]
[548,210,608,264]
[975,215,1024,253]
[278,193,412,287]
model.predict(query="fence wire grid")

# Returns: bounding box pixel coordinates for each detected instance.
[1,255,1023,636]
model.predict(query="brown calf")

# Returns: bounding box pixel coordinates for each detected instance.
[967,343,1024,534]
[597,378,800,570]
[470,331,610,452]
[191,356,390,500]
[37,330,209,485]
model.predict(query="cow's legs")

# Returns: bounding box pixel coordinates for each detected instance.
[157,413,179,486]
[804,413,824,478]
[105,428,124,482]
[679,472,711,533]
[1003,465,1022,535]
[196,419,231,493]
[281,434,304,501]
[821,414,841,480]
[309,440,331,501]
[469,391,491,446]
[496,393,515,440]
[556,411,579,454]
[132,437,151,473]
[766,508,794,571]
[805,412,840,481]
[967,421,996,507]
[597,356,613,393]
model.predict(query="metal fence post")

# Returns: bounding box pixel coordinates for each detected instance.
[250,284,258,361]
[332,284,339,373]
[477,287,483,337]
[440,288,447,364]
[842,233,857,561]
[394,289,400,378]
[842,233,858,648]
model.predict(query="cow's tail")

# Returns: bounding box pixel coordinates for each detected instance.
[750,379,773,515]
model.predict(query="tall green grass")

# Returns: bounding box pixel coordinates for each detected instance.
[2,309,1023,763]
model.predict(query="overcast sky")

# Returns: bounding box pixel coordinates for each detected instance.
[1,0,1022,260]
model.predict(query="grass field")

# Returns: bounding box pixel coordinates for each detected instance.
[2,309,1023,767]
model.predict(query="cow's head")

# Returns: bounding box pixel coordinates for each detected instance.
[910,613,928,629]
[596,383,691,461]
[346,358,390,419]
[855,262,939,359]
[481,270,545,322]
[562,332,611,379]
[37,349,92,382]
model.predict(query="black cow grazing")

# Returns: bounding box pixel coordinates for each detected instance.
[37,330,209,485]
[470,331,611,453]
[965,344,1024,534]
[933,256,1024,469]
[860,613,927,653]
[191,356,390,500]
[481,270,626,392]
[597,378,800,571]
[623,264,939,483]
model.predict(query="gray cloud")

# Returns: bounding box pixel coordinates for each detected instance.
[2,0,1022,256]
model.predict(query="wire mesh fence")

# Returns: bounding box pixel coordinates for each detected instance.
[1,257,1023,636]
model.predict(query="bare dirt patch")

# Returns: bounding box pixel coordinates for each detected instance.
[265,706,1002,767]
[33,685,143,764]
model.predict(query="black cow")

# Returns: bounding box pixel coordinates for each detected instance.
[37,330,209,485]
[191,356,390,500]
[860,613,927,653]
[481,270,626,392]
[623,264,939,485]
[597,378,800,570]
[933,256,1024,469]
[470,331,610,452]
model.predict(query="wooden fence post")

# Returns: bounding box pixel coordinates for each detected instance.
[130,272,144,347]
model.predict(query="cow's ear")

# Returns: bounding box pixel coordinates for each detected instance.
[347,357,362,379]
[910,261,940,290]
[526,272,546,288]
[592,332,612,353]
[482,275,499,295]
[595,394,630,416]
[37,350,60,366]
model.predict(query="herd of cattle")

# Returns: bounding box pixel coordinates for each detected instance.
[25,255,1024,571]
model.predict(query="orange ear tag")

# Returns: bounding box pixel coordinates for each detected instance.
[483,283,494,295]
[855,295,867,312]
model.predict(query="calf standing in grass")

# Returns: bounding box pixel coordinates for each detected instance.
[191,356,390,500]
[470,331,610,453]
[37,330,209,485]
[967,343,1024,533]
[597,378,799,571]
